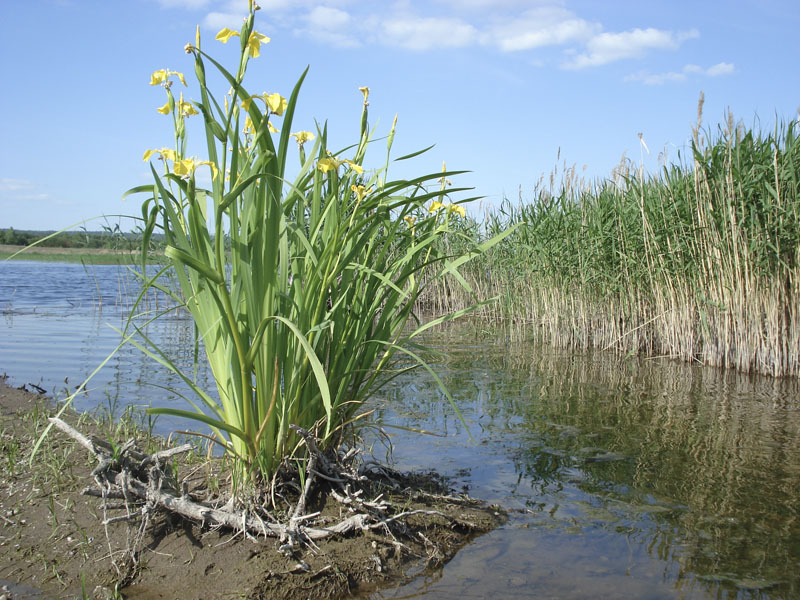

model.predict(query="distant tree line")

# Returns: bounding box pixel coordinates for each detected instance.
[0,226,165,251]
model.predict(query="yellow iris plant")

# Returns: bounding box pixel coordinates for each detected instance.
[123,0,517,490]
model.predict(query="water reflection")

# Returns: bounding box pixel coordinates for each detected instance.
[368,328,800,599]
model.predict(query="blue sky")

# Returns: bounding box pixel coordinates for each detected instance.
[1,0,798,231]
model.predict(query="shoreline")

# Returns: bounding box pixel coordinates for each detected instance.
[0,378,503,600]
[0,245,162,265]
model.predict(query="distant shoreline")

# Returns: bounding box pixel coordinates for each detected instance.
[0,244,162,264]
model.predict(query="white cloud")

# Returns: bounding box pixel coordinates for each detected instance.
[203,11,246,29]
[624,70,687,85]
[0,179,51,202]
[381,15,479,50]
[10,193,51,201]
[198,0,251,29]
[300,28,360,47]
[625,62,736,85]
[706,61,734,76]
[308,6,350,28]
[434,0,542,10]
[566,27,699,69]
[0,178,35,193]
[157,0,708,68]
[487,6,598,52]
[155,0,211,9]
[295,6,360,47]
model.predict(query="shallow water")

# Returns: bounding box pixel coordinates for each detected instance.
[365,333,800,599]
[0,260,216,432]
[2,260,798,599]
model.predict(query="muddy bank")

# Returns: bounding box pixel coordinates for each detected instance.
[0,379,503,599]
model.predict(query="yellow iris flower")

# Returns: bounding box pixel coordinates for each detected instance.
[438,160,451,188]
[215,28,239,44]
[359,86,370,103]
[265,93,287,116]
[246,31,270,57]
[317,156,364,175]
[216,28,270,58]
[156,94,197,117]
[244,116,279,134]
[343,159,363,174]
[173,158,219,180]
[142,148,177,162]
[427,200,465,218]
[316,158,338,173]
[291,131,315,147]
[242,92,286,116]
[448,204,466,218]
[178,93,198,117]
[149,69,186,87]
[317,157,363,174]
[351,185,372,201]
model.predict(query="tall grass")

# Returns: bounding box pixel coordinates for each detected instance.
[423,107,800,377]
[121,4,508,486]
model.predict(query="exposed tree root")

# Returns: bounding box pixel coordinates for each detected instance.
[47,417,476,575]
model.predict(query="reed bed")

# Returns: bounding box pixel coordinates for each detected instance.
[421,108,800,377]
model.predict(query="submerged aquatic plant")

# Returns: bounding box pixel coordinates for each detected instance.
[121,3,510,485]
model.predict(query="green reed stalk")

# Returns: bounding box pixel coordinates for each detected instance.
[122,5,509,484]
[423,112,800,377]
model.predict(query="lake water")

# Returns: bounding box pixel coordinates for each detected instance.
[2,260,799,599]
